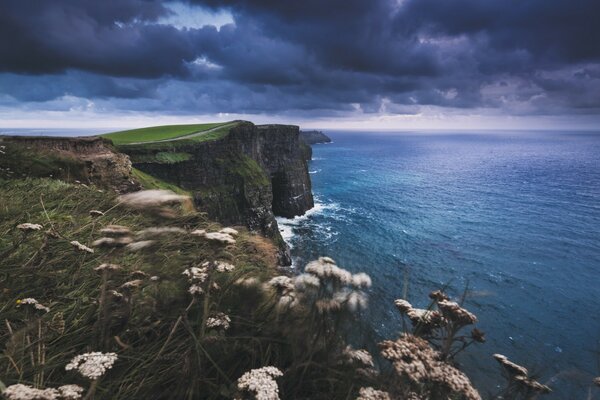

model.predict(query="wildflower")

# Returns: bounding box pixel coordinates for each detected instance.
[305,257,352,284]
[58,385,85,400]
[190,229,207,236]
[215,261,235,273]
[315,298,343,313]
[130,270,149,279]
[136,227,186,238]
[120,280,143,290]
[89,210,104,217]
[235,277,261,288]
[343,346,374,367]
[204,231,236,245]
[206,312,231,330]
[293,273,320,290]
[492,354,528,377]
[219,227,239,236]
[437,300,477,325]
[188,284,204,295]
[92,237,133,248]
[351,272,372,288]
[277,293,298,311]
[109,290,124,299]
[380,334,480,400]
[514,375,552,393]
[17,297,50,313]
[338,289,369,312]
[356,387,391,400]
[65,352,118,380]
[150,275,159,282]
[237,366,283,400]
[182,266,209,283]
[2,384,59,400]
[125,240,156,251]
[16,223,43,232]
[394,299,413,313]
[595,377,600,387]
[70,240,94,254]
[94,263,122,273]
[100,225,131,236]
[118,190,189,209]
[268,276,294,291]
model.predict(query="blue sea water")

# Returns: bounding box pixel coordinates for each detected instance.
[277,130,600,398]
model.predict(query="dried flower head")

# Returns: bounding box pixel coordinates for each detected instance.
[118,190,189,209]
[514,375,552,393]
[351,272,372,288]
[183,266,209,283]
[120,279,144,290]
[471,328,486,343]
[70,241,94,254]
[89,210,104,217]
[16,298,50,313]
[343,346,375,367]
[437,300,477,325]
[65,352,118,380]
[130,270,149,279]
[429,290,449,302]
[394,299,413,313]
[356,387,391,400]
[190,229,207,236]
[215,261,235,273]
[125,240,156,251]
[17,223,43,232]
[92,237,133,248]
[235,277,261,288]
[237,366,283,400]
[380,334,480,400]
[305,257,352,284]
[206,312,231,330]
[100,225,131,236]
[94,263,122,273]
[188,284,204,295]
[219,227,239,236]
[493,354,528,377]
[594,377,600,387]
[293,273,321,290]
[204,231,236,245]
[268,276,294,291]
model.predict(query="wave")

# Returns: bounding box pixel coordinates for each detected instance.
[309,169,321,174]
[275,198,339,246]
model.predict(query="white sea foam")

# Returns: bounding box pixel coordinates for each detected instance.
[309,169,321,174]
[276,198,337,248]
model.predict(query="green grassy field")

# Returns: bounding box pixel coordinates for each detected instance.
[102,122,236,145]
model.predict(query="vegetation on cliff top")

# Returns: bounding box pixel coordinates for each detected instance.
[102,122,238,146]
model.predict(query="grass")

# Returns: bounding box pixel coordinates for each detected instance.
[102,122,235,145]
[131,168,191,195]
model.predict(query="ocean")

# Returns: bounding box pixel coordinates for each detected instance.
[277,130,600,398]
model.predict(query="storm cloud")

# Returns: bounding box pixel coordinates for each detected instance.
[0,0,599,124]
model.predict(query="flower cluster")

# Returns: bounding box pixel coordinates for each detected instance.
[2,384,84,400]
[237,366,283,400]
[118,190,190,209]
[70,241,94,254]
[65,352,118,380]
[493,354,551,394]
[355,387,391,400]
[379,334,481,400]
[342,346,374,368]
[16,297,50,313]
[394,299,445,332]
[206,312,231,331]
[193,230,236,245]
[16,223,43,232]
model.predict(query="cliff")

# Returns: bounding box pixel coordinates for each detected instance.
[300,130,332,145]
[118,122,314,264]
[0,135,140,193]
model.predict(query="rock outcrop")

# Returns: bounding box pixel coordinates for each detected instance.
[121,122,314,264]
[299,130,332,145]
[0,135,140,193]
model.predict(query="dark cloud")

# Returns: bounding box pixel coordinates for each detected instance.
[0,0,598,118]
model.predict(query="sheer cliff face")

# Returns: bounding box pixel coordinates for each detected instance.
[125,122,314,264]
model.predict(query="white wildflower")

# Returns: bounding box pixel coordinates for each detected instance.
[109,290,124,299]
[351,272,372,288]
[268,276,294,291]
[125,240,156,251]
[293,273,320,290]
[120,280,143,290]
[305,258,352,284]
[204,231,236,245]
[70,241,94,254]
[65,352,118,380]
[92,237,133,248]
[99,225,131,236]
[16,223,43,232]
[188,284,204,295]
[2,384,59,400]
[57,385,84,400]
[237,366,283,400]
[215,261,235,273]
[206,312,231,330]
[150,275,159,281]
[118,190,189,209]
[89,210,104,217]
[343,346,375,367]
[356,387,391,400]
[17,298,50,313]
[182,266,208,283]
[219,227,239,236]
[190,229,207,236]
[94,263,122,273]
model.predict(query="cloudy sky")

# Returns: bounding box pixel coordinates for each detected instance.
[1,0,599,130]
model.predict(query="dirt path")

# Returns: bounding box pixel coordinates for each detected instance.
[127,122,238,145]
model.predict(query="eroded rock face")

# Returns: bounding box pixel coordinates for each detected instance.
[0,136,140,193]
[124,122,314,264]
